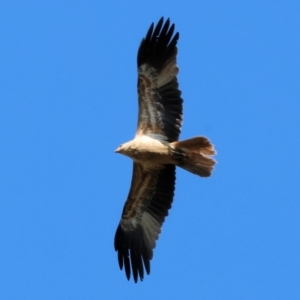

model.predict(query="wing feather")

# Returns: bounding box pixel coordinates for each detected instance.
[114,163,176,282]
[136,17,183,142]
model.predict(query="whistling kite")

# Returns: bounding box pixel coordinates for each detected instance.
[114,17,216,282]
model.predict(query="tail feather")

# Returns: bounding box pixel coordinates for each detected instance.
[172,137,216,177]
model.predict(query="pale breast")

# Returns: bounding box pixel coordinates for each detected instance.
[130,136,174,165]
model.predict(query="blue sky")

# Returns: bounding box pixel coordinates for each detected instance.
[1,1,300,299]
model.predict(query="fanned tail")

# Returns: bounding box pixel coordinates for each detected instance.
[172,136,216,177]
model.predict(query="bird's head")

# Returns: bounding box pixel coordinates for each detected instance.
[115,144,124,154]
[115,141,132,155]
[115,141,138,159]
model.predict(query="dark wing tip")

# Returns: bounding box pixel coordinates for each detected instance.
[114,165,176,282]
[137,17,179,71]
[114,224,151,283]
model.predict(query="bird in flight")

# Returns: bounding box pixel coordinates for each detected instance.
[114,17,216,282]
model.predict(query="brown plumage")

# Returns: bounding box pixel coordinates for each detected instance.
[114,17,216,283]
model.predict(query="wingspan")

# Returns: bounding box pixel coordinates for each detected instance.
[136,17,183,142]
[114,163,176,282]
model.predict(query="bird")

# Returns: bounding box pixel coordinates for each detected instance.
[114,17,216,283]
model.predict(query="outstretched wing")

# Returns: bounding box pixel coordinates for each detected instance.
[136,17,183,142]
[114,163,176,282]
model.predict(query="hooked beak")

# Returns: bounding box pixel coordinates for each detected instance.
[115,147,121,153]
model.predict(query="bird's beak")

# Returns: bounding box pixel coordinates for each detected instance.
[115,147,121,153]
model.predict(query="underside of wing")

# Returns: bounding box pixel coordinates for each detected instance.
[114,163,176,282]
[136,17,183,142]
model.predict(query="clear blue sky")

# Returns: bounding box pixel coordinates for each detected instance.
[1,1,299,299]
